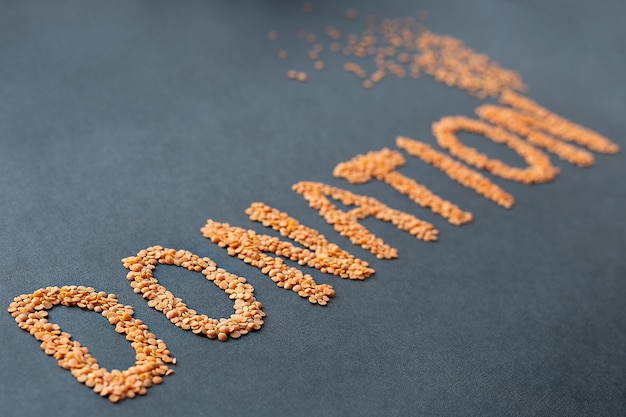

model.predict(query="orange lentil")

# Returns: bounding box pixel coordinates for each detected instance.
[278,50,288,59]
[433,116,559,184]
[286,70,297,79]
[371,70,385,83]
[396,136,515,208]
[314,60,325,70]
[273,13,529,100]
[362,79,373,89]
[476,104,595,167]
[343,62,367,80]
[122,246,265,341]
[415,29,526,97]
[293,181,439,259]
[334,149,473,225]
[201,220,338,303]
[397,52,411,63]
[246,202,374,279]
[296,71,308,82]
[7,286,175,402]
[499,90,619,154]
[267,31,278,41]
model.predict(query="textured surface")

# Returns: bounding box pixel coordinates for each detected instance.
[1,0,625,416]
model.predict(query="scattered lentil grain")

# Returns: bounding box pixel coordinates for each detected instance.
[273,14,527,95]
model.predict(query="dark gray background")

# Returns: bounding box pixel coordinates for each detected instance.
[1,1,625,416]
